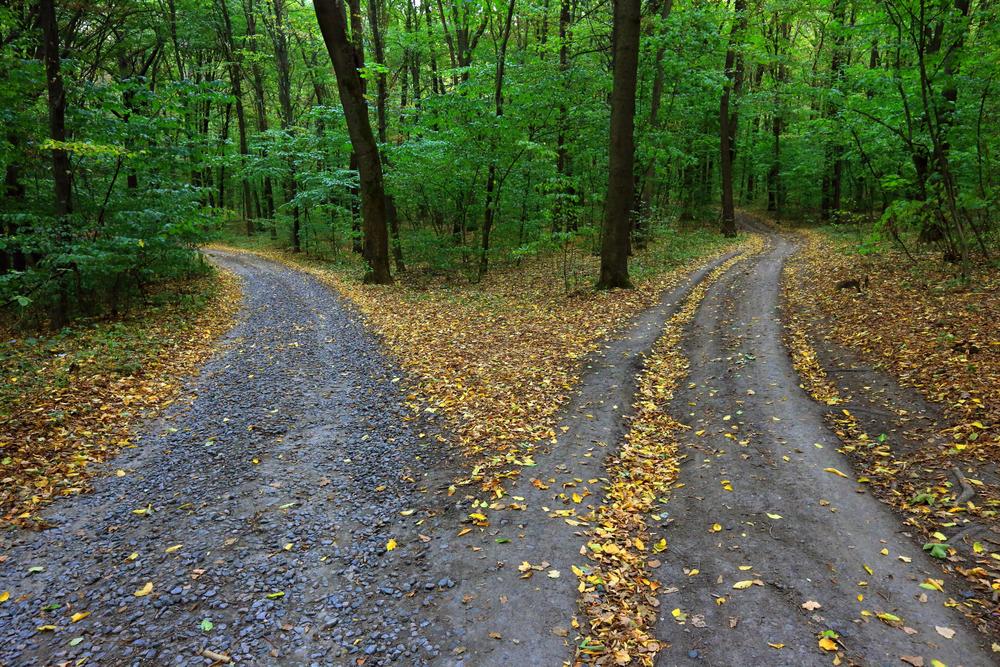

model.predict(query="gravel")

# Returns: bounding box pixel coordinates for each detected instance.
[0,251,458,666]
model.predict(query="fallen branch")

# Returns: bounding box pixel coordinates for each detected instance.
[951,466,976,505]
[199,648,232,664]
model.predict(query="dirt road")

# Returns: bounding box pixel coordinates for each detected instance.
[649,233,992,666]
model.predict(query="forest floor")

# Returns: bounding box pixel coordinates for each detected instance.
[0,223,997,667]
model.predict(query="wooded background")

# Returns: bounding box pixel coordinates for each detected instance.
[2,0,997,321]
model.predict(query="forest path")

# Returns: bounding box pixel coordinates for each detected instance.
[431,249,742,667]
[650,228,993,666]
[0,245,752,667]
[0,251,463,666]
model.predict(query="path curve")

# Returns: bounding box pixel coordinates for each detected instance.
[650,229,992,666]
[0,251,459,666]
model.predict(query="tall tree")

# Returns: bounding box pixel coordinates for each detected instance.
[39,0,71,220]
[719,0,746,238]
[478,0,517,278]
[597,0,641,289]
[313,0,393,284]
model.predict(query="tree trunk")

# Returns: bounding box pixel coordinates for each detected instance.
[597,0,640,289]
[314,0,392,284]
[821,0,847,221]
[271,0,299,251]
[554,0,572,233]
[217,0,253,234]
[40,0,72,326]
[243,0,276,234]
[40,0,71,220]
[367,0,405,272]
[635,0,673,246]
[478,0,517,278]
[719,0,745,238]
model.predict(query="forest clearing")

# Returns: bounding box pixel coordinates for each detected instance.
[1,0,998,665]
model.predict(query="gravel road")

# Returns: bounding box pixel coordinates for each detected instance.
[0,251,461,666]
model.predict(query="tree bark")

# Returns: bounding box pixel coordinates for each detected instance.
[597,0,640,289]
[270,0,300,251]
[367,0,405,272]
[314,0,393,284]
[40,0,71,219]
[478,0,517,278]
[217,0,253,234]
[719,0,746,238]
[242,0,276,234]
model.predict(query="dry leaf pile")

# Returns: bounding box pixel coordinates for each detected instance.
[0,270,241,527]
[783,229,999,634]
[576,240,765,666]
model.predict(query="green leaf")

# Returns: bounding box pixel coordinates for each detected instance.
[200,618,214,632]
[922,542,949,559]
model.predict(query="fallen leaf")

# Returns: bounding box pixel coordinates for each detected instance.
[900,657,924,667]
[386,538,397,551]
[133,582,153,597]
[165,544,183,554]
[823,467,849,478]
[802,600,822,611]
[935,626,955,639]
[70,611,90,623]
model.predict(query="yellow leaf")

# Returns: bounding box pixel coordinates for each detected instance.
[37,625,58,632]
[766,513,782,520]
[0,591,9,603]
[547,570,560,579]
[71,611,90,623]
[879,548,889,556]
[732,580,754,590]
[864,564,873,575]
[125,552,139,561]
[818,637,838,651]
[133,582,153,597]
[386,539,397,551]
[634,538,645,551]
[823,468,848,478]
[671,608,687,622]
[165,544,183,554]
[653,538,667,553]
[768,643,785,649]
[710,523,722,533]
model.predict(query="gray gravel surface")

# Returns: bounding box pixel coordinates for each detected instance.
[0,251,460,666]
